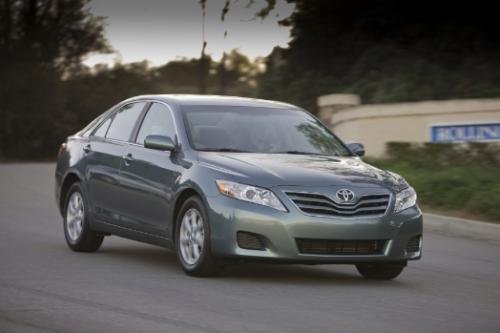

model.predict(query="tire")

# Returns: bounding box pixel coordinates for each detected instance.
[175,196,219,277]
[355,262,406,280]
[63,182,104,252]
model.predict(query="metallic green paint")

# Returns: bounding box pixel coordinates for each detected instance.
[55,95,422,264]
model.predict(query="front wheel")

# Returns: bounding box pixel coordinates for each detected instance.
[355,262,406,280]
[175,196,219,277]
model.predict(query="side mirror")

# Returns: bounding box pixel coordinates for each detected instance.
[144,135,176,152]
[347,142,365,157]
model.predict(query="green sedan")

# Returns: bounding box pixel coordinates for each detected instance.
[55,95,422,279]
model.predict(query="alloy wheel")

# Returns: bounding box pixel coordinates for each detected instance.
[179,208,205,265]
[66,192,84,241]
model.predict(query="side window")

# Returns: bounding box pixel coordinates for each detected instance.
[135,103,176,145]
[106,102,146,141]
[80,114,104,137]
[93,117,112,138]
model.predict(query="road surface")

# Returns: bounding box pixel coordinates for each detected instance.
[1,163,499,333]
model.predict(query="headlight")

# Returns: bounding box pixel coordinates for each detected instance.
[394,187,417,213]
[216,180,287,212]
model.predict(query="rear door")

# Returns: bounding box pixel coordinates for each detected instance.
[118,102,182,238]
[86,102,147,225]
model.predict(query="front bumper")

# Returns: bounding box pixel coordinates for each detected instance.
[207,191,423,264]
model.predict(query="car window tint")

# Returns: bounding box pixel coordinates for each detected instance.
[93,117,112,138]
[80,113,106,137]
[106,102,146,141]
[183,106,351,156]
[136,103,175,145]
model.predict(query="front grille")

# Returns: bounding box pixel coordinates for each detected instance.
[406,235,421,253]
[296,238,386,255]
[237,231,265,250]
[286,192,390,217]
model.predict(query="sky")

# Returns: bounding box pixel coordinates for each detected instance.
[84,0,294,67]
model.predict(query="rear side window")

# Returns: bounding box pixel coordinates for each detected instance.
[135,103,176,145]
[106,102,146,141]
[80,114,105,137]
[93,117,112,138]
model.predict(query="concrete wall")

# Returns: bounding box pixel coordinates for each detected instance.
[318,94,500,157]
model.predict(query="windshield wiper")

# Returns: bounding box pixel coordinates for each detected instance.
[274,150,326,156]
[199,148,250,153]
[200,148,337,155]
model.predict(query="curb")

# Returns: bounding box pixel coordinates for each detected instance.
[423,213,500,242]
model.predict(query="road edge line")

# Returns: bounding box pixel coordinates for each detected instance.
[423,212,500,242]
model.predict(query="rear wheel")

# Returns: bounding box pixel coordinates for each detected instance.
[356,262,406,280]
[175,196,219,277]
[63,183,104,252]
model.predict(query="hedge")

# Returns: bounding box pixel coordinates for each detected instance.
[367,142,500,223]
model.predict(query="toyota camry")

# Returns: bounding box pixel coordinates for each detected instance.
[55,95,422,279]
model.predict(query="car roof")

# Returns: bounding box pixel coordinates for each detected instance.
[125,94,300,110]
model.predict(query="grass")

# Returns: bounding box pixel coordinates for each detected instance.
[367,142,500,223]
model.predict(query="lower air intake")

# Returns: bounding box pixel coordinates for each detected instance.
[296,238,386,255]
[237,231,265,250]
[406,235,421,253]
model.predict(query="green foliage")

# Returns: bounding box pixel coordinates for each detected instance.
[63,52,259,136]
[0,49,259,160]
[0,0,109,70]
[0,0,109,160]
[258,0,500,112]
[0,0,260,160]
[368,143,500,222]
[3,0,500,165]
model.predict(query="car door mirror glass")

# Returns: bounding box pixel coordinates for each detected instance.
[144,135,176,151]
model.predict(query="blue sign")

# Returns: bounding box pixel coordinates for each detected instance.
[431,123,500,143]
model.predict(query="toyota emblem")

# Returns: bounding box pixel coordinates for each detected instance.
[336,189,355,203]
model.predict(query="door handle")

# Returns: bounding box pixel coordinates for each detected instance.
[123,153,134,166]
[83,144,91,153]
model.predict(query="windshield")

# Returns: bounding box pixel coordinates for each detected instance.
[182,106,352,156]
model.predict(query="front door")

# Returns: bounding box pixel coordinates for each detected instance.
[118,102,182,238]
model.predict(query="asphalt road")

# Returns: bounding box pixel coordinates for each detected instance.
[1,163,499,333]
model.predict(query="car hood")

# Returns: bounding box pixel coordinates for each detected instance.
[198,152,405,190]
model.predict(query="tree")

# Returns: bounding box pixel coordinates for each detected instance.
[0,0,109,71]
[0,0,109,159]
[258,0,500,111]
[195,0,277,94]
[216,49,261,94]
